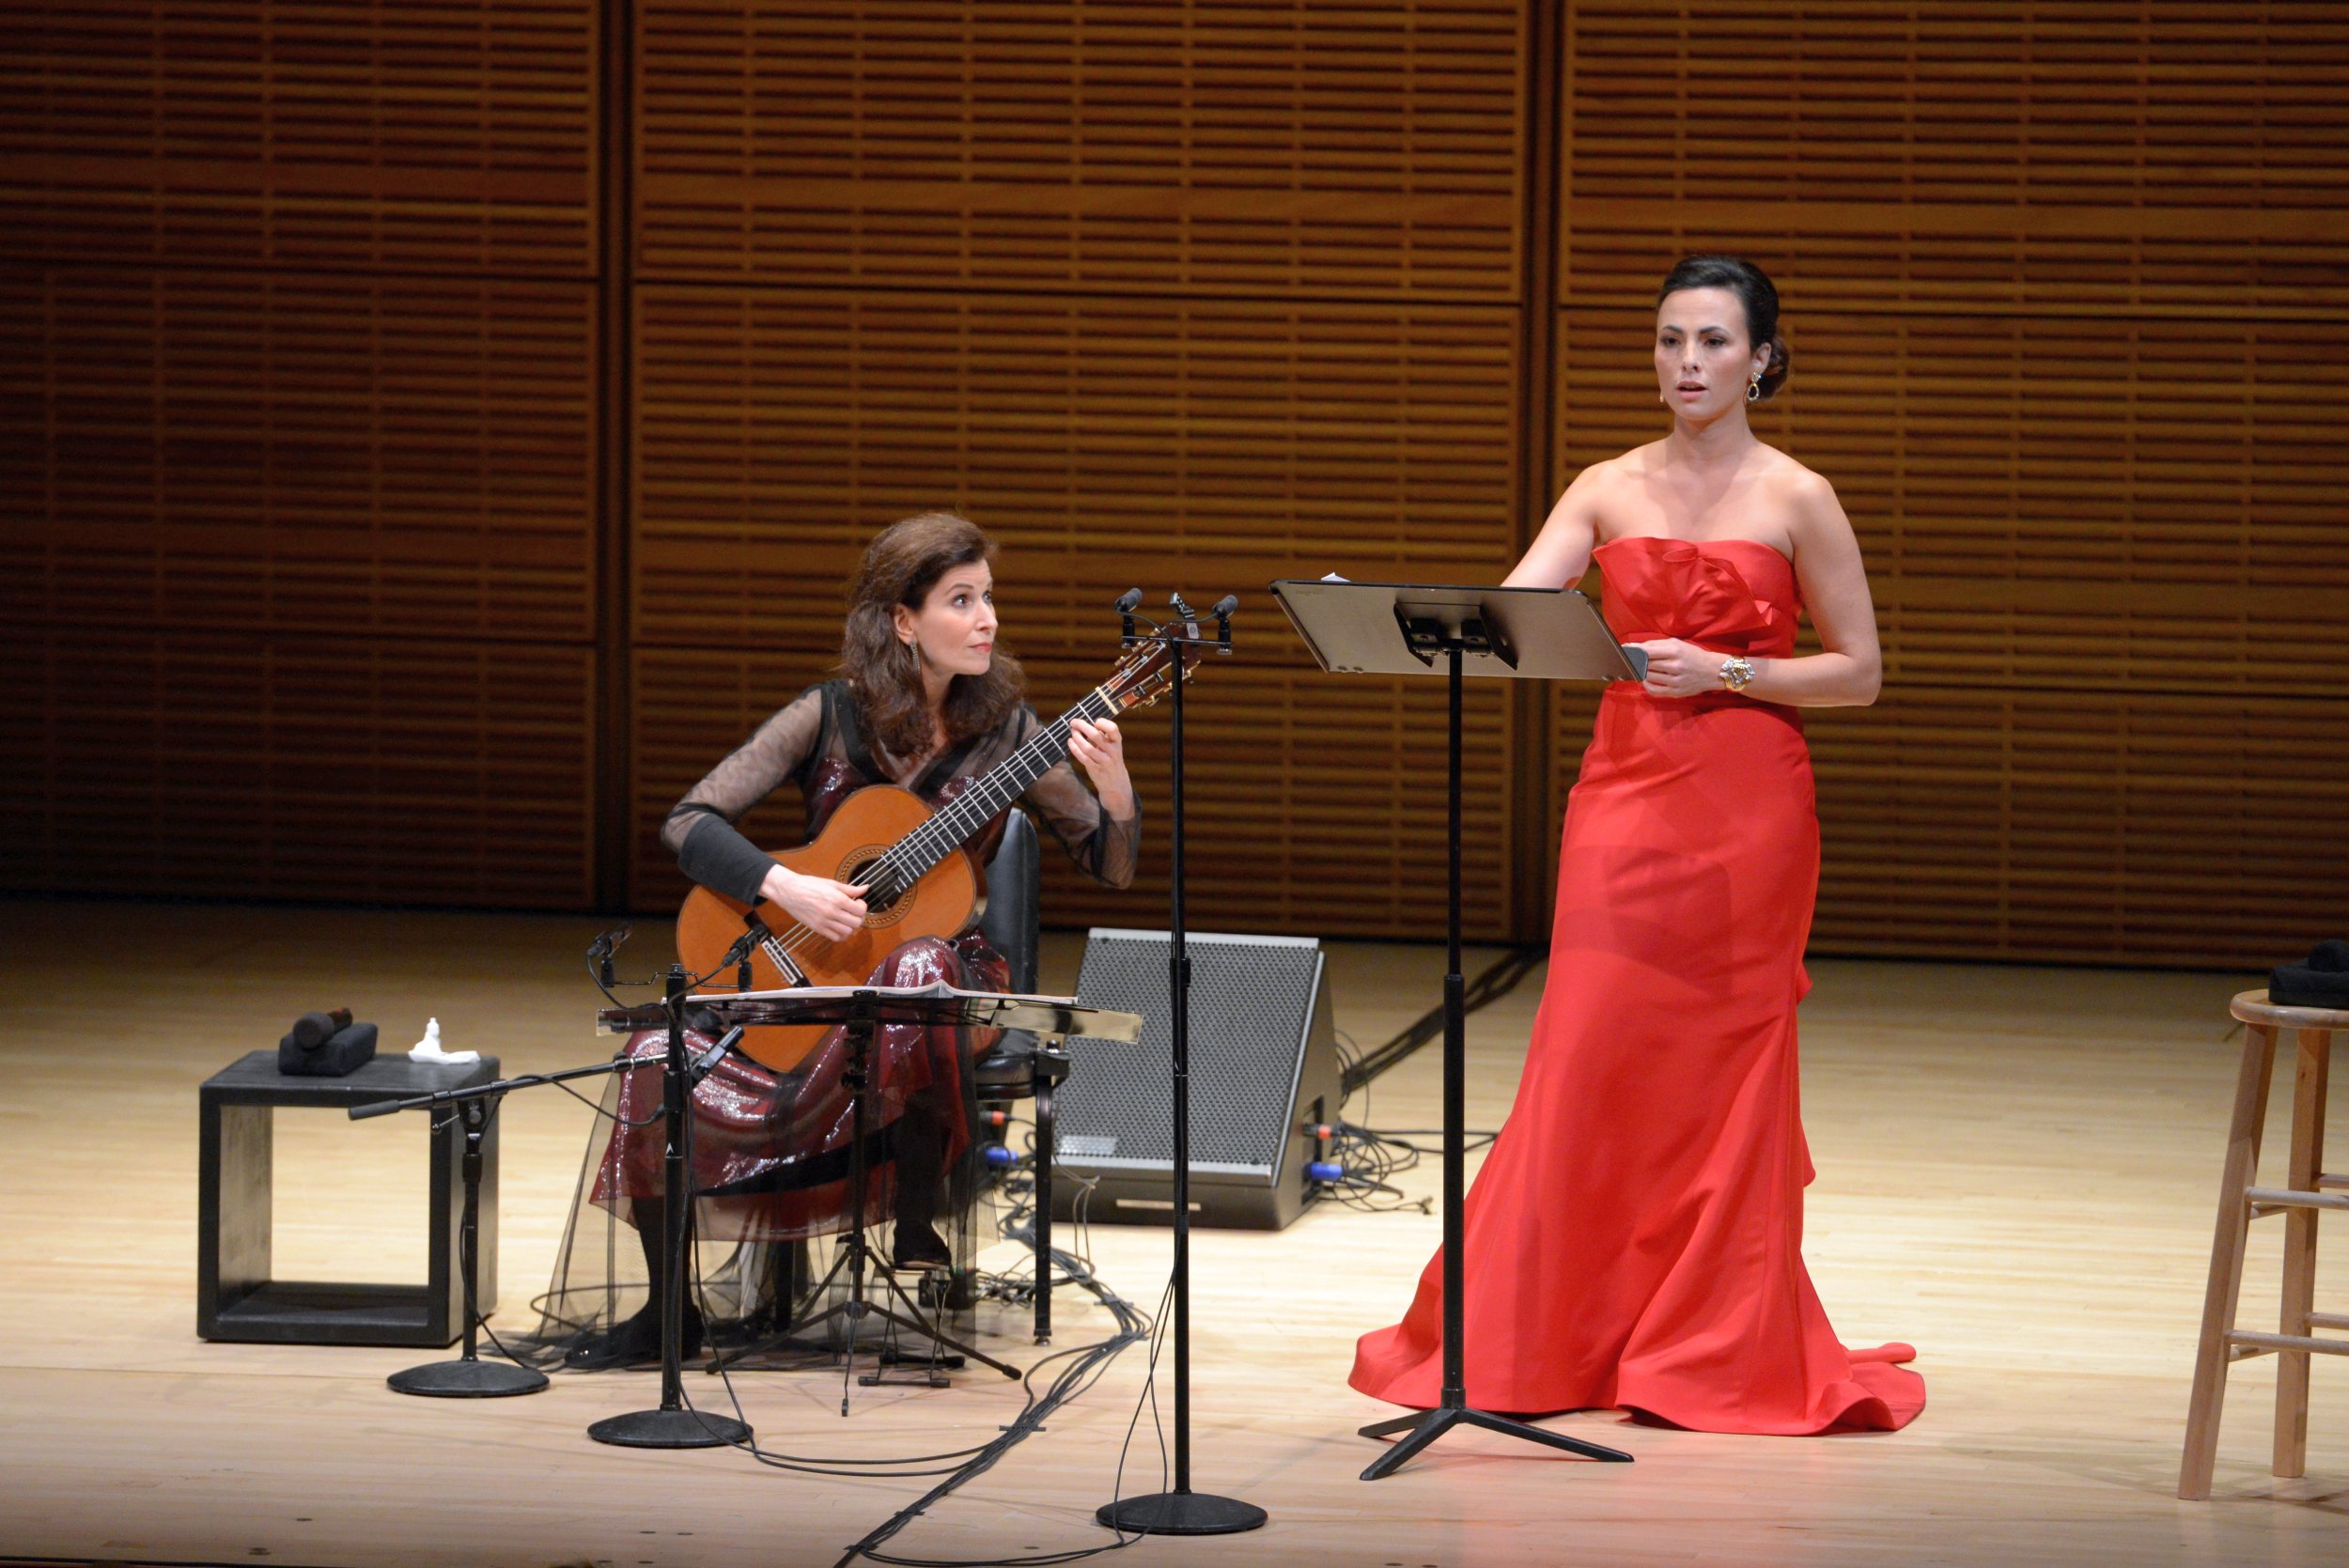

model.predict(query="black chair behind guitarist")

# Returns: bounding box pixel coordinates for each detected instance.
[528,513,1141,1369]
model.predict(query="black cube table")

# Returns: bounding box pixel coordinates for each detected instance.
[198,1049,500,1346]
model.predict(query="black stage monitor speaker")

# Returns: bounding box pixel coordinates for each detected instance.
[1052,929,1340,1231]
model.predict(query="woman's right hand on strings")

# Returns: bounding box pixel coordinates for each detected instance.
[760,863,868,941]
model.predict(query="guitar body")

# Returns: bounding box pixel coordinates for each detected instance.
[672,629,1207,1076]
[674,784,979,1073]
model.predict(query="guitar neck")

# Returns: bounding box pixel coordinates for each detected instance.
[882,684,1122,885]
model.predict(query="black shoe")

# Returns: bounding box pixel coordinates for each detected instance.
[563,1300,705,1369]
[891,1221,953,1271]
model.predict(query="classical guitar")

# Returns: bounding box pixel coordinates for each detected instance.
[675,632,1201,1072]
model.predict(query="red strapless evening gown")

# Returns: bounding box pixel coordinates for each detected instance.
[1347,536,1925,1435]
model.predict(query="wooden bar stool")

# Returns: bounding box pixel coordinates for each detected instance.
[2179,989,2348,1499]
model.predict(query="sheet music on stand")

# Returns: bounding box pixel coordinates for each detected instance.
[599,983,1144,1043]
[1277,576,1646,682]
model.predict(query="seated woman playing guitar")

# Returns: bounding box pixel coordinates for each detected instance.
[570,511,1139,1364]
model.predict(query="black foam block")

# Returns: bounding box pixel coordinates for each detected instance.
[278,1021,378,1076]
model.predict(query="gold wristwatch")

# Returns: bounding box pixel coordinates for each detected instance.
[1719,655,1756,692]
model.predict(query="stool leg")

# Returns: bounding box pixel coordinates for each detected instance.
[2273,1027,2330,1480]
[2180,1021,2278,1499]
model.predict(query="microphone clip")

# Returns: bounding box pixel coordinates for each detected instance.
[588,924,632,989]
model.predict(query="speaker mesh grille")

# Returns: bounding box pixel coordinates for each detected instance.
[1059,932,1318,1172]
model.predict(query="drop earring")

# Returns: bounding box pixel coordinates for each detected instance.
[1746,375,1762,403]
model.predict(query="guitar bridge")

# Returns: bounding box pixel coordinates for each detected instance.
[742,916,807,986]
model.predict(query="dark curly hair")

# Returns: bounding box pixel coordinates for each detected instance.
[1657,256,1790,402]
[839,511,1025,763]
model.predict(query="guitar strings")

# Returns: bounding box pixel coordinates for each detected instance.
[869,684,1124,888]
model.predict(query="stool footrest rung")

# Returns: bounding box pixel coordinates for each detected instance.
[2225,1329,2349,1360]
[2320,1173,2349,1193]
[2243,1186,2349,1214]
[2310,1312,2349,1332]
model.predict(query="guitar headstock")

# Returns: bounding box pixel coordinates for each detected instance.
[1101,613,1207,711]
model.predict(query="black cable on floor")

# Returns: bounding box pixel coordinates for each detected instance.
[1339,946,1545,1094]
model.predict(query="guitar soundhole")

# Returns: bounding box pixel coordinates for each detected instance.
[841,850,911,930]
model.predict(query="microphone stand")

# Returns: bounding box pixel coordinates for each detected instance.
[359,948,754,1444]
[356,997,741,1403]
[588,964,754,1449]
[1096,592,1263,1538]
[357,1083,546,1398]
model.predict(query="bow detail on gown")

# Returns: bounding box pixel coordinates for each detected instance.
[1598,536,1799,658]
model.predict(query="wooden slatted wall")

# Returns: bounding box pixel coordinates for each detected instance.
[13,5,2341,968]
[0,4,601,905]
[1553,3,2349,966]
[628,1,1536,939]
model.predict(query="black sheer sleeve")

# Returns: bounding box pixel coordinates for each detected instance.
[660,688,826,905]
[1010,706,1142,888]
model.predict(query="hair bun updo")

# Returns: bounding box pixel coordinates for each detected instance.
[1657,256,1791,402]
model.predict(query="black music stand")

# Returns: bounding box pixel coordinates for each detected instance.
[1271,578,1643,1481]
[622,983,1143,1415]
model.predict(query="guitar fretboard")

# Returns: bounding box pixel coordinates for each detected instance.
[864,682,1125,899]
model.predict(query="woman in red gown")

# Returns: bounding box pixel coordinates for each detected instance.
[1349,256,1924,1435]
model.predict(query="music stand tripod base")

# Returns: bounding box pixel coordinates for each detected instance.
[387,1358,548,1398]
[1096,1491,1268,1536]
[1358,1405,1631,1481]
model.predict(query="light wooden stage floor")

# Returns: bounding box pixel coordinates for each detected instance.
[0,899,2342,1567]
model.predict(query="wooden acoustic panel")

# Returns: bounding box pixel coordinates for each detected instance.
[630,285,1524,935]
[628,646,1520,944]
[1554,304,2349,696]
[1550,5,2349,965]
[1559,4,2349,314]
[1542,681,2349,969]
[1547,300,2349,961]
[632,286,1521,650]
[1028,650,1517,942]
[1806,688,2349,966]
[0,267,598,643]
[636,0,1525,297]
[1,629,596,907]
[0,3,597,275]
[628,644,840,913]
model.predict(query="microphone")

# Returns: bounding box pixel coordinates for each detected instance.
[1209,594,1238,619]
[1113,587,1143,613]
[588,924,630,988]
[720,927,762,972]
[692,1025,745,1080]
